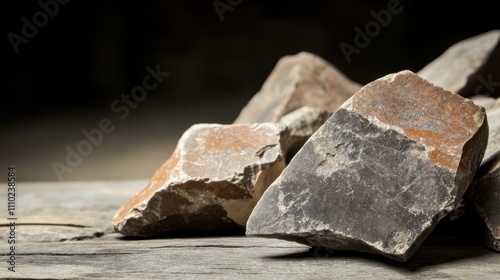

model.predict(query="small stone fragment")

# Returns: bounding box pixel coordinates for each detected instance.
[473,97,500,162]
[113,123,291,236]
[246,70,488,262]
[485,100,500,139]
[279,106,333,152]
[234,51,361,123]
[418,30,500,97]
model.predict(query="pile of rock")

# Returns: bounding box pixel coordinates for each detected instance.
[113,30,500,261]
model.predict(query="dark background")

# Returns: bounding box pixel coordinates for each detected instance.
[2,0,499,181]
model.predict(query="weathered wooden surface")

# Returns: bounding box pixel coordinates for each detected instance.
[0,180,148,242]
[1,181,499,279]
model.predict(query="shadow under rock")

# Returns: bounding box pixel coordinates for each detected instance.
[266,242,491,272]
[266,214,492,272]
[117,227,246,241]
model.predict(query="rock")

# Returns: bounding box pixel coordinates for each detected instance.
[113,123,292,236]
[485,101,500,140]
[470,160,500,251]
[234,52,361,124]
[482,100,500,162]
[470,142,500,251]
[418,30,500,97]
[470,99,500,251]
[470,97,500,162]
[470,95,497,110]
[246,70,488,262]
[279,106,333,153]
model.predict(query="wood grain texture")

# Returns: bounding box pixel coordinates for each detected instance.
[0,180,499,279]
[0,180,147,242]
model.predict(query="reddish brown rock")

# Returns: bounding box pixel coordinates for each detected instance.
[113,123,292,236]
[418,30,500,97]
[247,70,488,262]
[234,52,361,123]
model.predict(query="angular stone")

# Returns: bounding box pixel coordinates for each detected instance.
[470,98,500,251]
[418,30,500,97]
[481,99,500,163]
[485,100,500,140]
[234,52,361,123]
[279,106,332,152]
[113,123,291,236]
[246,70,488,262]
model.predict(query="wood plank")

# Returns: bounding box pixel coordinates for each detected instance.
[0,180,146,242]
[4,235,500,279]
[0,180,499,279]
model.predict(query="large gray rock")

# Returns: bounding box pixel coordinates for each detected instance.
[113,123,292,236]
[246,70,489,262]
[418,30,500,97]
[234,52,361,123]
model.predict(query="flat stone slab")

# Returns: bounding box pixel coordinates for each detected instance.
[484,99,500,145]
[234,51,361,123]
[113,123,293,236]
[472,96,500,163]
[247,70,488,262]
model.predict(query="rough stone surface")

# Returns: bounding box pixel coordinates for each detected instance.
[234,51,361,123]
[113,123,292,236]
[472,97,500,163]
[470,98,500,251]
[484,100,500,141]
[279,106,333,152]
[418,30,500,97]
[246,70,489,262]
